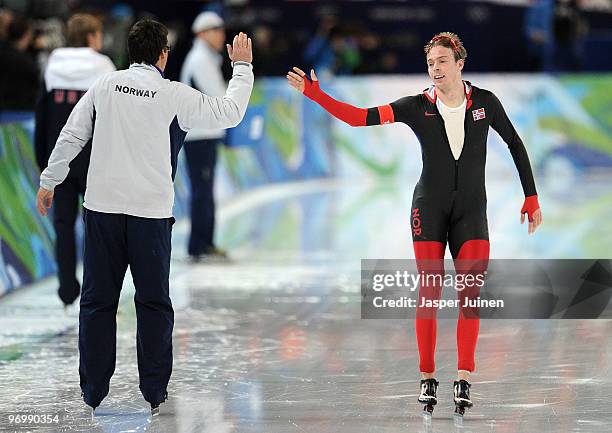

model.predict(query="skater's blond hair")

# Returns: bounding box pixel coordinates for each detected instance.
[424,32,467,63]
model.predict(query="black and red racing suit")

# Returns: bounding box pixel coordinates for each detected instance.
[302,77,540,373]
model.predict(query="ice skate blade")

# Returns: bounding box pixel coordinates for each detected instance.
[422,404,434,422]
[422,407,433,428]
[151,406,160,416]
[453,411,464,427]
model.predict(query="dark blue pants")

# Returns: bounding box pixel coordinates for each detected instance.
[53,173,86,305]
[183,138,219,256]
[79,209,174,408]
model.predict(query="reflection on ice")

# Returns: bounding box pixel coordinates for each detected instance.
[1,177,612,432]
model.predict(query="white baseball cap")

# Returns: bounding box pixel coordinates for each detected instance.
[191,12,224,34]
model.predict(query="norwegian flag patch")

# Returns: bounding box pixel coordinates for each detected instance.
[472,107,486,121]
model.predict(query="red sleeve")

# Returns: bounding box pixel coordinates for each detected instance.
[377,104,395,124]
[303,78,374,127]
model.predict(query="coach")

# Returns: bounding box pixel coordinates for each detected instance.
[36,19,253,412]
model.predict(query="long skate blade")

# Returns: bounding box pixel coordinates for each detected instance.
[453,415,463,427]
[422,405,434,422]
[453,406,465,425]
[151,406,160,416]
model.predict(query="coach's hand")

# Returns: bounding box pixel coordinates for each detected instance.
[287,67,318,93]
[36,187,54,216]
[227,32,252,64]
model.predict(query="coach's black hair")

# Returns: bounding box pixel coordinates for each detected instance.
[127,19,168,65]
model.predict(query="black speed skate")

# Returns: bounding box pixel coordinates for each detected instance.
[453,379,473,416]
[150,392,168,416]
[418,378,439,415]
[151,402,161,416]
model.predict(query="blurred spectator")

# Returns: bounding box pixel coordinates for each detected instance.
[24,0,69,19]
[35,17,67,54]
[102,4,134,69]
[0,14,38,111]
[380,52,399,74]
[252,25,287,76]
[304,16,337,78]
[332,25,361,75]
[353,30,382,74]
[180,11,229,262]
[0,8,13,41]
[524,0,554,71]
[552,0,587,71]
[305,17,361,77]
[34,13,115,306]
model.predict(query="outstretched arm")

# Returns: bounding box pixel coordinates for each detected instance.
[490,93,542,234]
[287,67,395,127]
[176,32,254,131]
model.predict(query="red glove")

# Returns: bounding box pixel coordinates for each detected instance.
[302,75,320,99]
[521,195,540,223]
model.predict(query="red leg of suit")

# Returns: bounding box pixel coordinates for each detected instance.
[454,240,490,373]
[414,241,445,374]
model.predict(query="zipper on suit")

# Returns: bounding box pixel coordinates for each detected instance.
[432,98,465,192]
[454,160,459,191]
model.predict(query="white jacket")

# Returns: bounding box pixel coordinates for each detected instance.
[40,62,253,218]
[180,38,227,140]
[44,47,115,91]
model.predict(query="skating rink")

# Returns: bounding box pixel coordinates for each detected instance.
[1,176,611,433]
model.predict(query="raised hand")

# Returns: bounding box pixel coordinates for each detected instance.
[287,67,318,93]
[226,32,252,64]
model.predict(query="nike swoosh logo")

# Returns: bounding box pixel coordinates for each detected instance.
[424,111,438,116]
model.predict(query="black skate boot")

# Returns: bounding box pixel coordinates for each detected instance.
[453,379,473,416]
[150,402,161,416]
[418,378,439,416]
[81,392,97,420]
[150,392,168,416]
